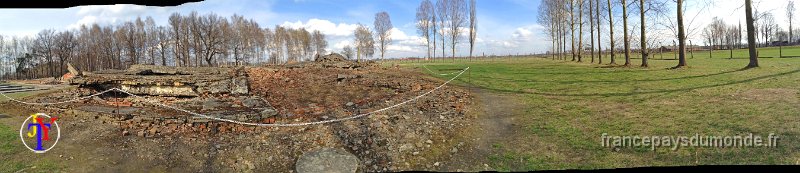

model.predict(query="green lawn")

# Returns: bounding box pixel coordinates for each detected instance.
[0,84,67,172]
[393,49,800,170]
[1,118,63,173]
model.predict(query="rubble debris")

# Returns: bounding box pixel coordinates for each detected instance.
[314,53,348,62]
[69,64,250,97]
[296,148,360,173]
[106,99,133,107]
[67,63,82,76]
[61,63,82,83]
[7,60,475,172]
[336,74,360,81]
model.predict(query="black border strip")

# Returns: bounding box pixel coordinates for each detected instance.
[0,0,201,8]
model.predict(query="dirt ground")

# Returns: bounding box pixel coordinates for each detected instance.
[0,64,515,172]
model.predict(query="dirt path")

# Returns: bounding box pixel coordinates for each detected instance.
[439,88,525,171]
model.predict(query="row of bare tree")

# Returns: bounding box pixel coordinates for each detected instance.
[539,0,764,69]
[415,0,478,60]
[0,11,330,80]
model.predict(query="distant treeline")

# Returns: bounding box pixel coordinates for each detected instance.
[0,11,329,80]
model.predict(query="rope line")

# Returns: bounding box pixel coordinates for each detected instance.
[422,65,461,76]
[0,67,470,127]
[0,87,117,105]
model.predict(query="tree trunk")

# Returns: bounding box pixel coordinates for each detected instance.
[689,40,694,59]
[596,0,602,64]
[622,0,631,66]
[607,0,616,65]
[639,0,648,67]
[570,0,576,61]
[590,0,595,63]
[745,0,759,68]
[675,0,688,68]
[433,21,436,61]
[578,0,584,62]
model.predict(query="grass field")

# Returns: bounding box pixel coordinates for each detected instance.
[0,85,68,172]
[393,47,800,170]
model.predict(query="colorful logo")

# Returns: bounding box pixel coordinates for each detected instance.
[19,113,60,153]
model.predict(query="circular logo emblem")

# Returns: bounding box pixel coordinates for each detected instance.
[19,113,60,153]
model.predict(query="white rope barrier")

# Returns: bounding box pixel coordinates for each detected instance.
[1,67,470,127]
[422,65,462,76]
[0,87,117,105]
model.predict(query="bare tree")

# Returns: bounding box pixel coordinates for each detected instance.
[436,0,448,58]
[32,29,56,77]
[432,0,439,60]
[297,28,313,61]
[271,26,287,64]
[227,14,246,65]
[761,13,776,45]
[374,11,393,60]
[0,11,336,78]
[675,0,687,68]
[638,0,647,67]
[570,0,576,61]
[705,17,727,54]
[311,30,327,56]
[156,26,170,66]
[468,0,477,58]
[789,1,796,43]
[725,24,738,58]
[447,0,467,59]
[596,0,602,64]
[54,31,76,76]
[417,0,434,60]
[577,0,584,62]
[745,0,759,68]
[0,35,4,79]
[354,24,375,61]
[607,0,616,64]
[197,13,226,66]
[621,0,631,66]
[589,0,595,62]
[135,17,146,65]
[341,45,354,59]
[168,13,186,67]
[145,16,158,65]
[539,0,557,59]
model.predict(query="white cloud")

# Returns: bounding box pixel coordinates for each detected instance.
[333,40,352,50]
[67,16,98,30]
[281,18,360,37]
[511,24,545,42]
[67,4,170,30]
[389,28,408,40]
[387,45,421,53]
[512,27,533,40]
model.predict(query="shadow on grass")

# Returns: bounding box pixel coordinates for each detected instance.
[472,68,748,84]
[507,67,664,75]
[722,56,800,59]
[473,69,799,97]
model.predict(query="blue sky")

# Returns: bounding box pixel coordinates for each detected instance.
[1,0,790,58]
[0,0,548,58]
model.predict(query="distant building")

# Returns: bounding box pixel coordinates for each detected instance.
[771,41,789,46]
[658,45,707,52]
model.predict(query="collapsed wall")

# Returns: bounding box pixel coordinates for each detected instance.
[69,64,250,97]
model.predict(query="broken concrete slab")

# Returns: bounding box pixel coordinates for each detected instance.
[67,63,82,76]
[70,64,251,97]
[336,74,360,81]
